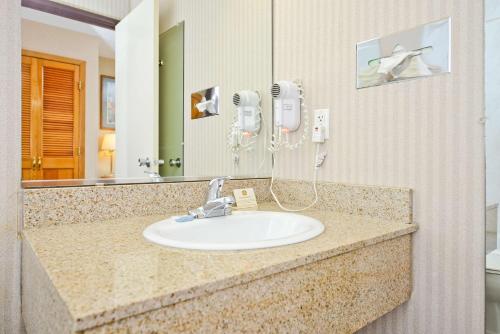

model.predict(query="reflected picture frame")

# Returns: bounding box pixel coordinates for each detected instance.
[100,75,116,129]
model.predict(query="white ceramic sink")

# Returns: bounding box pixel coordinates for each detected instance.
[143,211,324,251]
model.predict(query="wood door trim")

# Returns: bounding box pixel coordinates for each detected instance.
[21,56,37,180]
[23,49,86,179]
[22,49,85,66]
[21,0,119,30]
[79,62,86,179]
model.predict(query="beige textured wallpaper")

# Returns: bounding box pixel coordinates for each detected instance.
[0,0,22,333]
[273,0,485,333]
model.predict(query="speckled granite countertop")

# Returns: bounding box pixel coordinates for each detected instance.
[22,203,417,331]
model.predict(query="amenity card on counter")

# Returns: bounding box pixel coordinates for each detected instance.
[233,188,258,209]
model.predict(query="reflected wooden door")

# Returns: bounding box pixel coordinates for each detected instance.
[21,56,40,180]
[21,51,85,180]
[39,59,83,179]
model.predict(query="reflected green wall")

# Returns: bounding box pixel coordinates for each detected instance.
[159,22,184,176]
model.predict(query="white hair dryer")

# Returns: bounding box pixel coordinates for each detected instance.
[232,90,261,134]
[271,80,301,132]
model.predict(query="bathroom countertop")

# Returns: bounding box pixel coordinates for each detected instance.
[22,202,417,331]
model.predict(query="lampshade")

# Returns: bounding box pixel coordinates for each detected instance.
[101,133,116,151]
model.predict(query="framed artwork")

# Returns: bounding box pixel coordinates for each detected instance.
[100,75,115,129]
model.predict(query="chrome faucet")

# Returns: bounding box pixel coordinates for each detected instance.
[189,177,235,219]
[206,177,229,202]
[139,158,164,179]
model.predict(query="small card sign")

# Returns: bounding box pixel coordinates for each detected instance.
[233,188,258,209]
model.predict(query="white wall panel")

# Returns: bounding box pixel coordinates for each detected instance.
[115,0,159,178]
[273,0,485,333]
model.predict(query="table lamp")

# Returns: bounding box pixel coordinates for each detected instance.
[101,133,116,177]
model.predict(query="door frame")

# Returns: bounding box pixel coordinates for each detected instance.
[22,49,86,178]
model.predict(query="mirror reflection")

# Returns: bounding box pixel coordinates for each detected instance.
[486,0,500,331]
[20,0,272,184]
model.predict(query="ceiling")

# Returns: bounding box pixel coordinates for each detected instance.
[21,6,115,59]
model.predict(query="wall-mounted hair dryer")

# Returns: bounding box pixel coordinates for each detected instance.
[268,80,323,213]
[271,80,301,132]
[228,90,264,166]
[233,90,262,134]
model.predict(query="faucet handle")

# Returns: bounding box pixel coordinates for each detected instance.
[207,176,232,201]
[138,157,151,168]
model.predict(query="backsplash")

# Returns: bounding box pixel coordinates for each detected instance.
[22,179,272,229]
[271,180,412,224]
[23,179,412,229]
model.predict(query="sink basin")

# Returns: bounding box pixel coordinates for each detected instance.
[143,211,324,251]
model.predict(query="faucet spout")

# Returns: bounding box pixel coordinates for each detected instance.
[189,177,235,219]
[206,176,232,202]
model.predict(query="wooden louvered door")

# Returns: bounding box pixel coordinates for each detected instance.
[21,50,85,180]
[21,56,41,180]
[39,59,82,179]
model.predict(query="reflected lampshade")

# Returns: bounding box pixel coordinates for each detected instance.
[101,133,116,152]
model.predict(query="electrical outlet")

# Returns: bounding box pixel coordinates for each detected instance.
[314,109,330,139]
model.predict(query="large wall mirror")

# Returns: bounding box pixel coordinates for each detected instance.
[20,0,272,187]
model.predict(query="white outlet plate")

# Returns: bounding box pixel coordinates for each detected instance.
[314,109,330,139]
